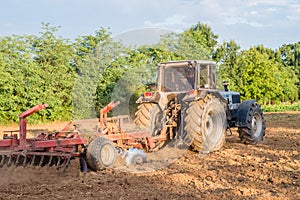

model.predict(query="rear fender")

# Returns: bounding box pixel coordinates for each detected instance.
[136,91,160,104]
[182,90,208,103]
[236,100,256,127]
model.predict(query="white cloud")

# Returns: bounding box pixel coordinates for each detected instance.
[0,0,299,49]
[144,14,188,28]
[290,3,300,13]
[223,16,267,27]
[1,22,14,27]
[250,11,258,15]
[286,2,300,21]
[287,16,298,20]
[247,0,290,7]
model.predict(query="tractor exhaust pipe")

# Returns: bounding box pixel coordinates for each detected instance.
[222,81,229,92]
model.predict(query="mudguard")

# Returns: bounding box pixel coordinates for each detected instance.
[236,100,256,127]
[136,91,160,104]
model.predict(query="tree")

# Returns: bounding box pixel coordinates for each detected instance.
[158,32,210,60]
[96,46,174,117]
[213,40,241,88]
[0,34,46,123]
[182,22,218,56]
[229,47,298,104]
[0,23,78,123]
[31,23,76,121]
[279,42,300,98]
[73,28,124,119]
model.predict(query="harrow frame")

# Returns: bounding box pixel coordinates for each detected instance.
[0,102,170,171]
[0,104,87,169]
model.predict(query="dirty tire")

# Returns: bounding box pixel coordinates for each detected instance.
[184,94,227,153]
[134,103,166,150]
[134,103,155,128]
[238,103,266,144]
[86,137,117,171]
[134,103,162,136]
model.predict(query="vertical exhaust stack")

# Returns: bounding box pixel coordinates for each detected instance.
[222,81,229,92]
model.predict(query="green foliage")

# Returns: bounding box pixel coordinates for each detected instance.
[215,43,298,104]
[31,23,76,121]
[1,22,300,125]
[158,22,217,60]
[262,102,300,112]
[279,42,300,98]
[183,22,218,56]
[72,28,124,119]
[0,23,76,124]
[213,40,241,88]
[96,46,168,117]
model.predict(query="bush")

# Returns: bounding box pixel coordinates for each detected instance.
[262,102,300,112]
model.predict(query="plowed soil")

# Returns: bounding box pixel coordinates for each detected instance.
[0,112,299,200]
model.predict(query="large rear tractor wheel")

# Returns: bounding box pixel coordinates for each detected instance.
[184,94,227,153]
[238,103,266,144]
[134,103,162,136]
[134,103,165,150]
[86,137,117,171]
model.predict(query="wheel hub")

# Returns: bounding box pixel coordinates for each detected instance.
[252,113,263,138]
[101,144,115,165]
[205,114,213,135]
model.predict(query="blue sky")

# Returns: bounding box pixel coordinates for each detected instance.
[0,0,299,49]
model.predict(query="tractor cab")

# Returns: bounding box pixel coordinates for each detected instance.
[158,60,217,93]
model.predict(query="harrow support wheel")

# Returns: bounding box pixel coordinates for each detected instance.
[184,94,227,153]
[86,137,117,171]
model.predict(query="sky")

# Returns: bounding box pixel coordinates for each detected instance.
[0,0,299,49]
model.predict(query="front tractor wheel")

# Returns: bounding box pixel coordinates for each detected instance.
[86,137,117,171]
[238,103,266,144]
[184,94,227,153]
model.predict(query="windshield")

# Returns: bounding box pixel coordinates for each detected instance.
[161,66,195,92]
[199,63,216,89]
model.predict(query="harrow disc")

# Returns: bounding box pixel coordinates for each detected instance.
[0,153,72,171]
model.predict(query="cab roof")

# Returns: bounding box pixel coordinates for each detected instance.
[159,60,216,67]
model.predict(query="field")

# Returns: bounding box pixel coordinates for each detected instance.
[0,112,299,200]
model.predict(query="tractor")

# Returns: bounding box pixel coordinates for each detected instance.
[134,60,266,153]
[0,60,266,172]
